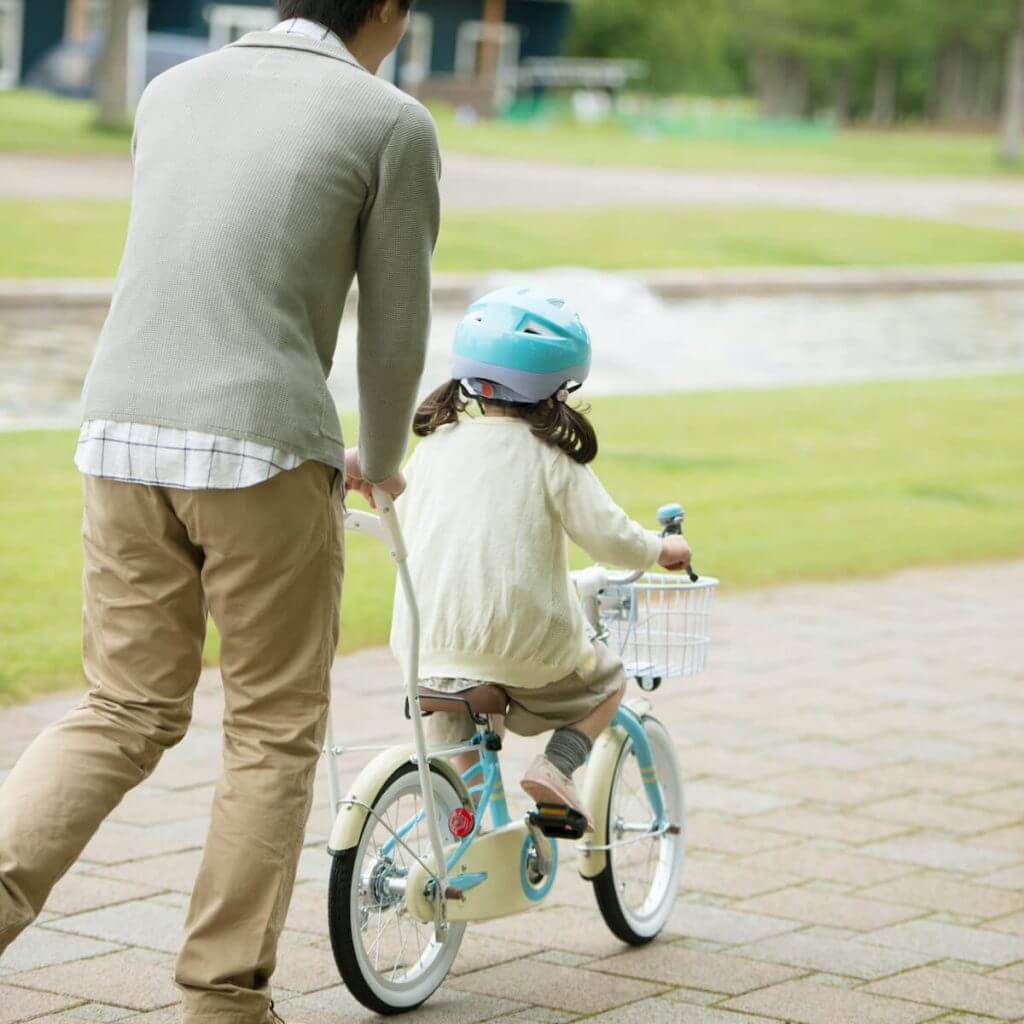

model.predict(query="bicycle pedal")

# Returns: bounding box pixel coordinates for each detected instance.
[527,803,587,841]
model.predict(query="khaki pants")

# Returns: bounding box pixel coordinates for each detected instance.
[0,460,344,1023]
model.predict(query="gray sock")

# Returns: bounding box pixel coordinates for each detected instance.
[544,727,593,778]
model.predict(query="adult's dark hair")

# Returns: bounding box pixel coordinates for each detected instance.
[276,0,413,40]
[413,380,599,465]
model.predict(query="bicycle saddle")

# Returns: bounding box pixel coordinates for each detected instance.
[417,684,508,716]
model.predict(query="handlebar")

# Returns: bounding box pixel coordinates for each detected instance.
[572,499,698,600]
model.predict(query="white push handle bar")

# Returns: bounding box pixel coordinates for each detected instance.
[332,486,450,934]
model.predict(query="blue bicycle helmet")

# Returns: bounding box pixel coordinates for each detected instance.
[451,286,591,404]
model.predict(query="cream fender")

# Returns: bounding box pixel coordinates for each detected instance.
[327,745,470,854]
[576,697,652,879]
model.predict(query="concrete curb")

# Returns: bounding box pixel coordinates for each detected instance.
[2,264,1023,311]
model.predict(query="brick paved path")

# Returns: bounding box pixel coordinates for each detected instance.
[1,562,1022,1023]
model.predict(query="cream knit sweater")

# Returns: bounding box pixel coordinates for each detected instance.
[390,416,663,688]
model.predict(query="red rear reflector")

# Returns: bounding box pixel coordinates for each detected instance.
[449,807,475,838]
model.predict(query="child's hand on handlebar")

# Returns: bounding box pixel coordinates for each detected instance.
[658,535,692,573]
[344,451,406,507]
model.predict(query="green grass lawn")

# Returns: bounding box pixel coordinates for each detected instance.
[0,90,131,155]
[3,374,1023,704]
[435,112,1024,178]
[2,89,1022,178]
[5,200,1024,279]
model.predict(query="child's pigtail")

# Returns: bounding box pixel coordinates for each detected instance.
[525,398,598,465]
[413,379,467,437]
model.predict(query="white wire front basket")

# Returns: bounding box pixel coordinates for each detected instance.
[601,573,719,683]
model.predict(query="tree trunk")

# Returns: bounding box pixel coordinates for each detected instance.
[65,0,90,41]
[871,56,897,125]
[1001,0,1024,163]
[752,51,808,118]
[833,63,852,126]
[478,0,506,78]
[95,0,147,129]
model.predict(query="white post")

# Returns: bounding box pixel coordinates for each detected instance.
[1001,0,1024,163]
[95,0,147,127]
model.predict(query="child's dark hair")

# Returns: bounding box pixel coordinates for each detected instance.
[414,380,598,465]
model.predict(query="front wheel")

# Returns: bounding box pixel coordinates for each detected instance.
[328,762,466,1014]
[591,715,685,944]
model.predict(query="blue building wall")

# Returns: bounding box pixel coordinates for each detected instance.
[415,0,571,74]
[16,0,573,83]
[21,0,66,79]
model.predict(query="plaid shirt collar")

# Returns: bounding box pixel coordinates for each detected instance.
[271,17,345,52]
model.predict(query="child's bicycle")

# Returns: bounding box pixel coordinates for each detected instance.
[322,489,718,1015]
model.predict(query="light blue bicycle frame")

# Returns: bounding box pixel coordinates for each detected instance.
[380,704,666,880]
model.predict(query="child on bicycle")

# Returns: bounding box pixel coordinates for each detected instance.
[383,287,692,829]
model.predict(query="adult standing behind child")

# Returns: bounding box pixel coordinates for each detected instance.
[0,3,439,1020]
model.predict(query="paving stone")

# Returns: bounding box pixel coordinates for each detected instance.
[752,771,897,807]
[84,850,204,896]
[588,999,776,1023]
[936,1014,1020,1024]
[9,950,179,1010]
[963,786,1024,814]
[47,899,185,955]
[499,1011,577,1024]
[0,926,120,972]
[271,935,340,994]
[476,907,631,958]
[685,781,798,817]
[722,978,938,1024]
[449,959,664,1014]
[857,872,1024,919]
[79,818,210,865]
[861,919,1024,967]
[663,987,724,1006]
[974,826,1024,853]
[743,809,909,845]
[862,837,1022,874]
[980,866,1024,891]
[450,933,540,976]
[737,927,936,980]
[281,882,330,936]
[683,857,802,899]
[108,1010,179,1024]
[987,912,1024,937]
[275,983,525,1024]
[739,844,915,887]
[43,874,160,918]
[666,902,801,945]
[865,965,1024,1018]
[588,943,804,994]
[531,950,591,968]
[735,886,923,932]
[993,964,1024,984]
[0,986,83,1024]
[55,1005,136,1022]
[860,798,1018,836]
[107,789,213,827]
[686,814,792,856]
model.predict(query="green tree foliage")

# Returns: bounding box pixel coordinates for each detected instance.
[568,0,1022,125]
[567,0,735,94]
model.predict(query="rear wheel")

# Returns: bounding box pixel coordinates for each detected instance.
[591,715,684,944]
[328,762,466,1014]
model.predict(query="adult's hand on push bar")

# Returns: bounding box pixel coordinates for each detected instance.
[345,450,406,508]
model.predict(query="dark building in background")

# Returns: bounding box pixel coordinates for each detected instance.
[6,0,574,113]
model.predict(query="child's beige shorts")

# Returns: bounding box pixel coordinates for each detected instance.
[423,640,628,744]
